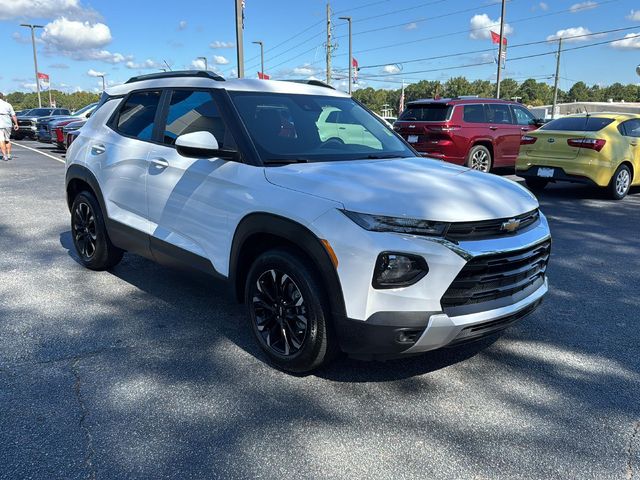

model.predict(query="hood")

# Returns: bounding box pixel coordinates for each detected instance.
[38,115,75,124]
[264,157,538,222]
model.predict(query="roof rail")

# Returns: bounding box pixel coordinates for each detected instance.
[282,79,336,90]
[125,70,225,84]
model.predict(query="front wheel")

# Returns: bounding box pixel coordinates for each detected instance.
[608,164,631,200]
[466,145,492,173]
[70,191,124,270]
[245,249,336,373]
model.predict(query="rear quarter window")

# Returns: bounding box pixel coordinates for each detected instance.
[399,104,452,122]
[540,116,614,132]
[463,104,487,123]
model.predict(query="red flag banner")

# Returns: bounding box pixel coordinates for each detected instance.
[258,72,270,80]
[490,31,507,45]
[352,57,358,83]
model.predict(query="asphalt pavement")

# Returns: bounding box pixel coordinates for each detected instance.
[1,140,639,480]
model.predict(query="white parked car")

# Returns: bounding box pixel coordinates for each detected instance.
[65,71,551,372]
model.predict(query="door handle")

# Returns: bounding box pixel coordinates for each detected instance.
[521,127,529,132]
[150,158,169,169]
[489,126,498,130]
[631,142,638,146]
[338,127,346,130]
[90,144,106,155]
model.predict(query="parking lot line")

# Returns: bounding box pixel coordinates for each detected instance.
[12,141,65,164]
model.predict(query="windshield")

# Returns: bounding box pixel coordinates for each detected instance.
[399,104,451,122]
[540,116,614,132]
[28,108,55,116]
[73,103,97,116]
[230,92,413,164]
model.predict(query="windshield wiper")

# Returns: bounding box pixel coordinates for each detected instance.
[363,154,403,159]
[263,158,311,165]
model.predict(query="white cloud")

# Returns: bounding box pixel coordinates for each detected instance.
[87,69,105,77]
[539,2,549,11]
[191,58,206,70]
[79,49,130,63]
[178,20,187,30]
[0,0,95,20]
[11,31,43,44]
[21,82,38,91]
[42,17,111,50]
[292,64,318,76]
[569,1,598,13]
[382,64,401,74]
[210,40,234,49]
[125,59,164,70]
[404,22,418,30]
[49,63,69,69]
[213,55,229,65]
[546,27,597,43]
[469,14,513,40]
[610,33,640,50]
[627,10,640,21]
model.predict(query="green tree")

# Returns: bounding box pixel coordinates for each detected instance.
[443,76,472,98]
[568,81,590,102]
[498,78,518,100]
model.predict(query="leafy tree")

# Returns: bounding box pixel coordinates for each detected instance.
[568,81,590,102]
[497,78,518,100]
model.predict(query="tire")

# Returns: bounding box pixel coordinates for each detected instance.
[466,145,492,173]
[607,164,632,200]
[244,248,337,373]
[525,177,549,191]
[70,191,124,270]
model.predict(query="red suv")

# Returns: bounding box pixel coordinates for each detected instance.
[394,98,543,172]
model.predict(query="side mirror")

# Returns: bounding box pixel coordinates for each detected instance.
[533,118,546,127]
[175,131,238,160]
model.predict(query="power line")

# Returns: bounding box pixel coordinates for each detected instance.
[348,0,447,25]
[358,25,640,70]
[332,0,393,16]
[335,0,622,57]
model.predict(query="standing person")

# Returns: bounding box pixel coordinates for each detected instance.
[0,92,19,161]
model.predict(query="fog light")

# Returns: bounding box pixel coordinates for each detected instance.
[372,252,428,289]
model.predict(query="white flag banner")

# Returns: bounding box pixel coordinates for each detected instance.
[38,72,50,91]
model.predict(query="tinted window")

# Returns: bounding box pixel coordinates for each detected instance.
[162,89,232,147]
[486,104,513,124]
[463,104,486,123]
[230,92,412,163]
[28,109,54,116]
[116,91,162,141]
[399,104,451,122]
[620,119,640,138]
[540,116,614,132]
[512,105,536,126]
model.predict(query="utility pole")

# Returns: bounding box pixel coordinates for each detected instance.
[235,0,244,78]
[97,74,106,91]
[252,41,264,77]
[494,0,506,99]
[197,56,208,70]
[20,23,44,108]
[326,2,332,85]
[552,37,563,119]
[339,16,352,94]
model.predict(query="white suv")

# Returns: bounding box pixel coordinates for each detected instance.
[65,71,551,372]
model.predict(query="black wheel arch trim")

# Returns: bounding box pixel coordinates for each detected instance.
[229,212,347,322]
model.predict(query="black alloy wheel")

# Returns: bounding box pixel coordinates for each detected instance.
[72,201,98,260]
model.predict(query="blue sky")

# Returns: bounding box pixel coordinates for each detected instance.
[0,0,639,95]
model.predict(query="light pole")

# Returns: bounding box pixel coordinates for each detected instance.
[338,16,352,94]
[20,23,44,107]
[197,56,208,71]
[252,41,264,77]
[494,0,506,98]
[235,0,244,78]
[97,74,106,91]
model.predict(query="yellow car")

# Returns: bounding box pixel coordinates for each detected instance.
[516,113,640,200]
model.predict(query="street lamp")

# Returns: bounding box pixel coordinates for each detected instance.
[338,16,352,94]
[20,23,44,107]
[197,56,208,71]
[252,41,264,78]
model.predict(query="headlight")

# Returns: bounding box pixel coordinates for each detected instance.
[341,210,448,237]
[373,252,429,289]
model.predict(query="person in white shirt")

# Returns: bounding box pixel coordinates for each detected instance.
[0,92,19,161]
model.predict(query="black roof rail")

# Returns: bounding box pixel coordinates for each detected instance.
[282,79,336,90]
[125,70,225,84]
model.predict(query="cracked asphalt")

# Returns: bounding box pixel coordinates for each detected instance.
[1,140,639,480]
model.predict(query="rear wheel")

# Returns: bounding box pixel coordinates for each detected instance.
[70,191,123,270]
[245,249,336,373]
[525,177,549,191]
[608,164,631,200]
[467,145,492,173]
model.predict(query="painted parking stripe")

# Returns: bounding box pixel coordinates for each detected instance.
[12,141,65,164]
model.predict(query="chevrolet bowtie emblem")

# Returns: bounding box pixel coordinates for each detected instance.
[501,218,521,233]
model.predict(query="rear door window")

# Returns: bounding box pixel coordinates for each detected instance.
[115,90,162,141]
[463,104,487,123]
[399,104,451,122]
[486,104,513,124]
[540,116,614,132]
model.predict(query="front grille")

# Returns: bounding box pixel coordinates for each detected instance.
[441,239,550,310]
[446,209,540,241]
[18,119,34,127]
